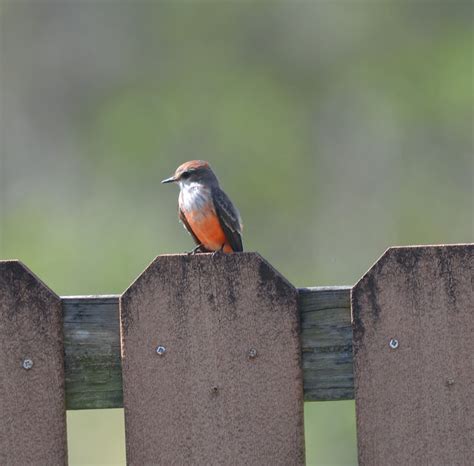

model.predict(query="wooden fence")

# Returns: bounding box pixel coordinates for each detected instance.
[0,244,472,465]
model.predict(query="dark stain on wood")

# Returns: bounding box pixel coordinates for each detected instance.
[0,261,68,465]
[352,245,473,465]
[119,252,305,465]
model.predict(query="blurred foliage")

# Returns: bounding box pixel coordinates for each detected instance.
[0,1,472,465]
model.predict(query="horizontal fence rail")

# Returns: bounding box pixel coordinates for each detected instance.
[63,286,352,410]
[1,245,472,465]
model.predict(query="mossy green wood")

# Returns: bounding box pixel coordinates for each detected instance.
[63,296,123,409]
[63,285,352,409]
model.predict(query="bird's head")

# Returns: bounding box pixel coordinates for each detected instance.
[161,160,219,188]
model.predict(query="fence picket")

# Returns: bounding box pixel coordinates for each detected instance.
[120,253,305,465]
[352,245,473,465]
[0,261,68,465]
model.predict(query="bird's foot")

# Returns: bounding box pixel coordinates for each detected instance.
[211,245,225,258]
[187,244,204,256]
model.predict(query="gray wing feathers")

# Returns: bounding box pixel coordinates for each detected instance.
[212,187,243,252]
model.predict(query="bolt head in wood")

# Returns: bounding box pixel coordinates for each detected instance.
[155,346,166,356]
[22,358,33,370]
[389,339,399,350]
[248,348,258,359]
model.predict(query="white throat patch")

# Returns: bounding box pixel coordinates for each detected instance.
[179,182,212,215]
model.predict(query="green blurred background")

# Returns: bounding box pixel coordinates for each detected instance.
[0,1,472,465]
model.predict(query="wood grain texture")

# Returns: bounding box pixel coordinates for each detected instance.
[0,261,68,465]
[63,296,122,410]
[299,286,352,401]
[62,287,353,409]
[352,245,473,466]
[120,253,305,465]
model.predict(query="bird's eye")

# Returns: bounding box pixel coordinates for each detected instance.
[181,169,196,179]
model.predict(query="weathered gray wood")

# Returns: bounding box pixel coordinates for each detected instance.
[62,286,353,409]
[352,245,473,466]
[299,286,353,401]
[0,261,68,465]
[120,253,305,465]
[63,296,122,410]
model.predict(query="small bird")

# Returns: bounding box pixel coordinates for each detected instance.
[162,160,243,253]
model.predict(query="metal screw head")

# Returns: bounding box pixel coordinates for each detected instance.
[389,339,399,350]
[22,358,33,370]
[248,348,257,359]
[446,378,455,386]
[156,345,166,356]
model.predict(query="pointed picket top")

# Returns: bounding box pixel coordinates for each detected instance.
[0,259,60,298]
[351,244,473,465]
[0,260,67,464]
[121,252,298,340]
[120,252,304,465]
[122,252,296,299]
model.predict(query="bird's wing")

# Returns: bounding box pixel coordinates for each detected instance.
[212,186,243,252]
[179,208,207,250]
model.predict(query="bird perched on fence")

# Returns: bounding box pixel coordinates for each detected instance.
[162,160,243,254]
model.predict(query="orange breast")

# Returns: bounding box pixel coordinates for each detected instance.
[185,209,232,252]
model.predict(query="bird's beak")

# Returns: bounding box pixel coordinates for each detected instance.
[161,176,176,184]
